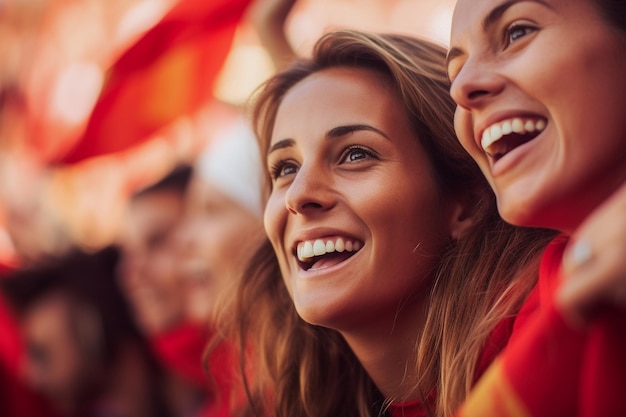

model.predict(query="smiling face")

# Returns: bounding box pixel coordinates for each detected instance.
[264,67,463,332]
[118,190,185,332]
[21,294,95,413]
[175,176,265,324]
[448,0,626,233]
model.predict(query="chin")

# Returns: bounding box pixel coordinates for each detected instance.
[294,301,344,329]
[497,196,534,227]
[498,194,569,232]
[295,304,330,327]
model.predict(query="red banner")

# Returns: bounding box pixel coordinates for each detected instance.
[57,0,251,164]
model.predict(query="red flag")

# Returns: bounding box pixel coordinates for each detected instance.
[56,0,252,164]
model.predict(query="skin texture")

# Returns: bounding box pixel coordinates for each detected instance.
[119,190,186,333]
[264,66,470,398]
[559,185,626,325]
[448,0,626,325]
[175,176,265,324]
[448,0,626,234]
[21,294,90,413]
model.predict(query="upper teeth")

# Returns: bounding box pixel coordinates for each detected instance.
[481,117,546,151]
[297,237,362,261]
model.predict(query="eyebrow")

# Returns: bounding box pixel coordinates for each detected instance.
[482,0,520,32]
[268,138,295,155]
[446,0,550,71]
[445,47,464,72]
[326,124,390,140]
[267,124,389,155]
[446,0,518,70]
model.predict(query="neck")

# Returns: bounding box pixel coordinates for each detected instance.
[560,166,626,235]
[102,342,157,417]
[340,290,431,402]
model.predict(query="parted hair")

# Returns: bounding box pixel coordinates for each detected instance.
[219,30,555,417]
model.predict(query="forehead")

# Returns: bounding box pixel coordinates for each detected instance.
[23,295,72,337]
[452,0,514,39]
[187,177,251,218]
[272,67,399,138]
[451,0,550,38]
[283,67,392,110]
[451,0,486,37]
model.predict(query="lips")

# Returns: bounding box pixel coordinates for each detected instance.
[479,117,547,161]
[179,259,211,285]
[295,236,363,271]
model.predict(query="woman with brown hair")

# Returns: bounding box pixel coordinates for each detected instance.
[448,0,626,414]
[220,30,555,417]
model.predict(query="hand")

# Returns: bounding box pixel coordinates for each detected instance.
[557,181,626,327]
[246,0,298,69]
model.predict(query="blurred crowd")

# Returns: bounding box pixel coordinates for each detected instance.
[0,0,455,416]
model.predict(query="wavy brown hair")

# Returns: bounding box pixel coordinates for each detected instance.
[219,30,555,417]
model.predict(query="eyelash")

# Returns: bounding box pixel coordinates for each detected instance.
[340,145,378,163]
[269,145,379,180]
[269,159,298,180]
[504,22,536,47]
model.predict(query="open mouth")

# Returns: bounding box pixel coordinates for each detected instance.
[481,117,547,162]
[179,260,211,285]
[295,237,362,271]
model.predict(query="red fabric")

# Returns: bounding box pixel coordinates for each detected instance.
[392,291,536,415]
[388,390,437,417]
[388,399,429,417]
[151,321,210,388]
[475,262,545,382]
[474,314,516,382]
[455,235,626,417]
[201,336,240,417]
[0,296,22,378]
[56,0,252,164]
[151,322,239,417]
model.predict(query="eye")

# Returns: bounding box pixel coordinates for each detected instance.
[504,22,536,47]
[340,145,378,163]
[270,160,299,180]
[146,230,168,249]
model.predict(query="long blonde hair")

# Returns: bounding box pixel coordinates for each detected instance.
[221,30,555,417]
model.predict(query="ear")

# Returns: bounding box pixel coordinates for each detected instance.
[448,196,476,240]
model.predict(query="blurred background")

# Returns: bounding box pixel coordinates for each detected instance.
[0,1,457,416]
[0,0,456,262]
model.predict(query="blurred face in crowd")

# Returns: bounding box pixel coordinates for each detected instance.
[118,188,186,332]
[264,67,464,331]
[21,294,98,413]
[175,176,265,324]
[449,0,626,232]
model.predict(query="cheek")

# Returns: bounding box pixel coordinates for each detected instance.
[263,193,285,248]
[454,107,493,176]
[215,219,256,262]
[263,194,294,294]
[454,107,478,154]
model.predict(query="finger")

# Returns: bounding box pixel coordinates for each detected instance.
[558,241,624,326]
[561,238,593,277]
[556,272,602,329]
[558,182,626,329]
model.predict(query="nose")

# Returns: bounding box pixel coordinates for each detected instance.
[119,252,145,289]
[284,163,336,215]
[450,57,505,110]
[171,219,195,256]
